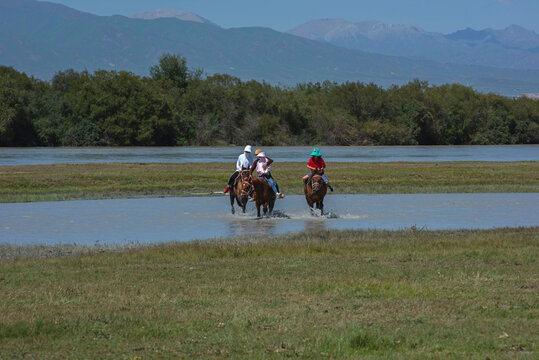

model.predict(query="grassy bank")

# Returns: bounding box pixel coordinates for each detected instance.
[0,227,537,358]
[1,161,537,202]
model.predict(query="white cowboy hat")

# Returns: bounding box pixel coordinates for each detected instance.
[257,152,266,158]
[244,145,252,153]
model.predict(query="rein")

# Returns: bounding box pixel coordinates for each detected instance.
[238,170,253,197]
[240,179,253,196]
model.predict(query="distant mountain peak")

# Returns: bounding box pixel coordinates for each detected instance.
[501,24,537,38]
[446,25,539,50]
[505,24,528,32]
[445,27,490,41]
[287,18,427,42]
[130,9,219,26]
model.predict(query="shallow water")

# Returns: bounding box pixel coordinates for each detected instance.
[1,193,537,246]
[1,145,537,165]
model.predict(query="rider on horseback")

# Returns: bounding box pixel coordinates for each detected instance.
[223,145,253,193]
[250,150,285,199]
[302,148,334,192]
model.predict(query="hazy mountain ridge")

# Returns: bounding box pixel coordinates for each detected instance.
[287,19,539,70]
[446,25,539,50]
[2,0,539,96]
[130,9,218,27]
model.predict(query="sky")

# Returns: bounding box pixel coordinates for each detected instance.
[44,0,539,34]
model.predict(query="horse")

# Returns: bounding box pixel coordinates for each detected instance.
[304,170,327,215]
[229,169,253,214]
[251,176,276,217]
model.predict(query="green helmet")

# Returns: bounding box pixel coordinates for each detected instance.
[310,148,322,157]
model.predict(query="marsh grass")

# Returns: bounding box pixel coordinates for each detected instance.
[1,227,537,358]
[1,161,537,202]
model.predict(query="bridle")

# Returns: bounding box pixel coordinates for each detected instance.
[240,178,253,197]
[238,170,254,197]
[308,169,323,193]
[311,176,322,193]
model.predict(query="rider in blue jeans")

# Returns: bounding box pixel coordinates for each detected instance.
[250,151,284,199]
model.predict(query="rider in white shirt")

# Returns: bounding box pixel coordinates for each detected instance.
[236,147,253,172]
[224,145,253,193]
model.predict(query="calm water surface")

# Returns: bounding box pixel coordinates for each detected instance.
[1,145,537,165]
[1,193,537,246]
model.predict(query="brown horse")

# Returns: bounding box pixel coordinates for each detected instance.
[229,169,253,214]
[304,170,327,215]
[251,176,275,217]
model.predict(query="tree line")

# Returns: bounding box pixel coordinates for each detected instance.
[1,54,538,147]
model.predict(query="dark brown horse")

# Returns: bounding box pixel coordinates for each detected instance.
[229,169,253,214]
[304,170,327,215]
[251,177,275,217]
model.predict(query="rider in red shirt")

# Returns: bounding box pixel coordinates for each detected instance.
[302,148,334,192]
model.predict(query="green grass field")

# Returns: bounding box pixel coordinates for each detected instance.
[1,161,537,202]
[2,161,537,358]
[1,228,537,359]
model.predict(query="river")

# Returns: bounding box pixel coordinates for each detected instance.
[1,145,538,165]
[1,193,537,246]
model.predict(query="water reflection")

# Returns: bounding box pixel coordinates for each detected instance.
[225,211,328,239]
[226,216,278,238]
[302,219,327,234]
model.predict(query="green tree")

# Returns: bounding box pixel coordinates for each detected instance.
[0,67,39,146]
[0,64,537,147]
[150,53,202,90]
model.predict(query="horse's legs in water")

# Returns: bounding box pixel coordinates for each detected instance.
[268,197,275,216]
[241,197,247,213]
[306,196,316,216]
[256,202,262,217]
[229,191,235,214]
[317,200,324,216]
[263,202,268,216]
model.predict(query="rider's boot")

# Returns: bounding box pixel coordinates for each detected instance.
[327,183,334,192]
[223,186,229,193]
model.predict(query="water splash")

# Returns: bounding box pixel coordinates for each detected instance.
[267,210,290,219]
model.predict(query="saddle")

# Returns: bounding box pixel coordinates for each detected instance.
[233,173,241,186]
[257,174,276,197]
[260,175,269,185]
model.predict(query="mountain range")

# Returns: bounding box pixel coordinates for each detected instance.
[1,0,539,96]
[287,19,539,70]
